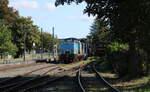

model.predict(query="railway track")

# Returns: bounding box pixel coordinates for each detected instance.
[0,62,122,92]
[23,64,61,76]
[0,62,45,72]
[14,66,84,92]
[92,64,120,92]
[0,62,86,92]
[40,67,85,92]
[0,67,48,91]
[0,64,61,92]
[76,70,86,92]
[76,63,121,92]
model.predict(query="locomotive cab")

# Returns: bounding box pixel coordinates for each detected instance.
[59,38,88,63]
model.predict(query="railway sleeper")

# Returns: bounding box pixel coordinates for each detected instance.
[4,75,49,92]
[21,76,68,92]
[0,76,22,86]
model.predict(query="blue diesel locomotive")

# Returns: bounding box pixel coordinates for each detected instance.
[59,38,88,63]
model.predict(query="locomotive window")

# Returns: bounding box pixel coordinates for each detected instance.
[65,51,70,54]
[78,49,80,54]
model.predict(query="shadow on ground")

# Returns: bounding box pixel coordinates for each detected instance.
[82,63,150,92]
[0,74,121,92]
[0,75,149,92]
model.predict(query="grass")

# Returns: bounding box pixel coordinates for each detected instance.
[117,75,150,92]
[61,57,94,70]
[97,72,150,92]
[93,56,150,92]
[99,72,150,92]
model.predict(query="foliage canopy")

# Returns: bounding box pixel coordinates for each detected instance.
[0,0,59,58]
[55,0,150,77]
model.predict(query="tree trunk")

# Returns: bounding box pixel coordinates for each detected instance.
[128,41,141,77]
[0,54,2,59]
[146,53,150,75]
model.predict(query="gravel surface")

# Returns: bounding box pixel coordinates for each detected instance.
[29,65,60,76]
[41,76,77,92]
[0,61,92,92]
[0,60,36,67]
[0,63,54,78]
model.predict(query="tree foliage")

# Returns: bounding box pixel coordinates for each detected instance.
[0,24,17,57]
[11,17,41,57]
[43,32,59,52]
[0,0,19,22]
[0,0,58,58]
[55,0,150,77]
[88,18,109,56]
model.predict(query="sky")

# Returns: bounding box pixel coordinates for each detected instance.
[9,0,95,39]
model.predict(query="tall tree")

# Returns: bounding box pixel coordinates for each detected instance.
[55,0,150,77]
[89,18,109,56]
[42,32,59,52]
[0,22,17,58]
[11,17,41,57]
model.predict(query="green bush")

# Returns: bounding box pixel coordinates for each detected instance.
[107,42,129,77]
[108,42,129,52]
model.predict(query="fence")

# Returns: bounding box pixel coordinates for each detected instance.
[0,53,53,64]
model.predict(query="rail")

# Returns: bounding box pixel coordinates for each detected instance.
[1,64,85,92]
[76,70,86,92]
[0,64,60,92]
[5,65,58,92]
[92,64,121,92]
[21,65,86,92]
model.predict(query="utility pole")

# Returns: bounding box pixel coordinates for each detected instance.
[52,27,55,57]
[52,27,54,38]
[41,28,43,59]
[23,31,26,61]
[23,24,27,61]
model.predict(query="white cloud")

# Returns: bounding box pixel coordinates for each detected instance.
[46,3,56,11]
[33,16,46,20]
[67,15,95,22]
[9,0,39,9]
